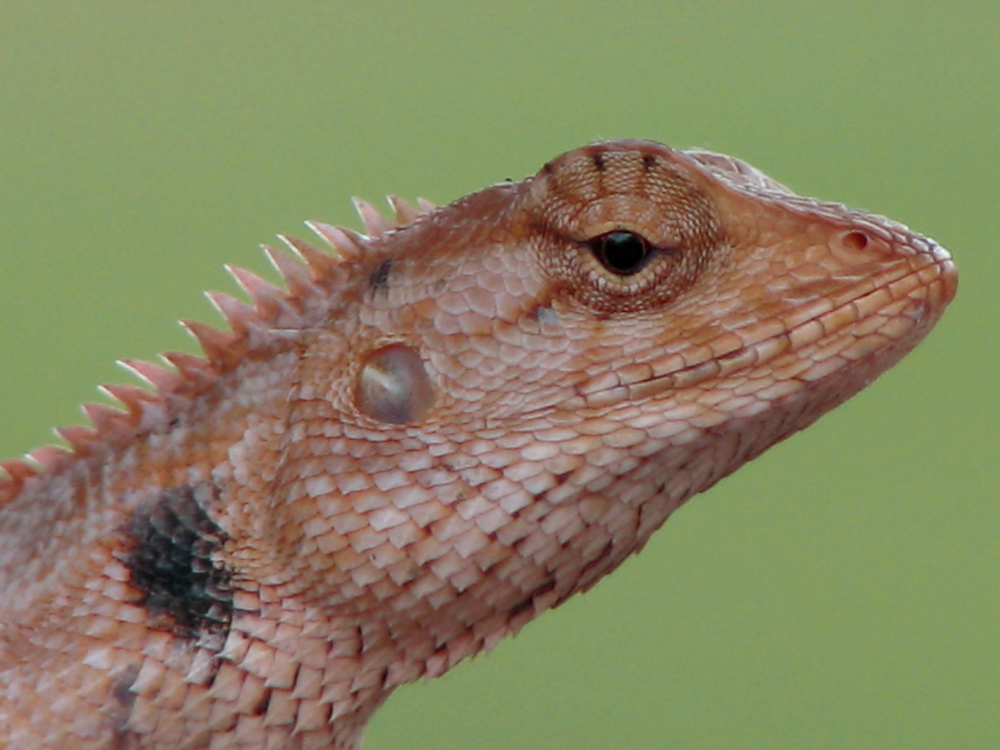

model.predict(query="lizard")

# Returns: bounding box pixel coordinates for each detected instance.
[0,139,957,749]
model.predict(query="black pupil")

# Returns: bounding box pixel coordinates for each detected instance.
[590,231,651,275]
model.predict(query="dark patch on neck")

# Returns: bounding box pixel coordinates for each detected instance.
[370,258,393,290]
[642,154,657,171]
[121,485,233,642]
[592,152,606,171]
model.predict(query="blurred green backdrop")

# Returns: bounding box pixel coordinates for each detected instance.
[1,3,995,748]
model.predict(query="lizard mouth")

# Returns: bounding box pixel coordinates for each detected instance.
[577,252,957,410]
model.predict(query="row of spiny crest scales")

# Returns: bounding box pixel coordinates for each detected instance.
[0,195,436,506]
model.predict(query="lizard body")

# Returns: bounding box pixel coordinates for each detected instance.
[0,140,956,748]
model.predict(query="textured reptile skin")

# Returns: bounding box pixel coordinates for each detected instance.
[0,140,956,748]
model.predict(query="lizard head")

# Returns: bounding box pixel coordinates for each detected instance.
[261,140,955,660]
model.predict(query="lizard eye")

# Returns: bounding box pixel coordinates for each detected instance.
[586,231,653,276]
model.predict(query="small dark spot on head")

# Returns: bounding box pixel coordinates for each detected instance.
[642,154,657,171]
[121,485,233,643]
[542,160,555,175]
[592,152,606,171]
[370,258,393,290]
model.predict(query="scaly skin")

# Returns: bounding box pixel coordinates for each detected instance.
[0,140,956,748]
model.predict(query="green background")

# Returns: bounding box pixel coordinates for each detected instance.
[1,3,995,748]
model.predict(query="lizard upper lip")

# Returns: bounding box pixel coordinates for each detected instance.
[575,254,956,410]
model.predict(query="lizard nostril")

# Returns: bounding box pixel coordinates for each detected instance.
[842,230,870,251]
[357,344,435,424]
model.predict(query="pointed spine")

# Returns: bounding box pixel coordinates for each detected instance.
[353,197,388,237]
[161,351,216,387]
[26,445,69,471]
[0,459,38,505]
[225,265,285,319]
[81,402,128,433]
[269,240,318,296]
[387,194,422,225]
[291,228,342,276]
[205,290,255,336]
[306,221,369,259]
[118,358,183,392]
[100,383,157,414]
[180,319,237,367]
[54,424,98,451]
